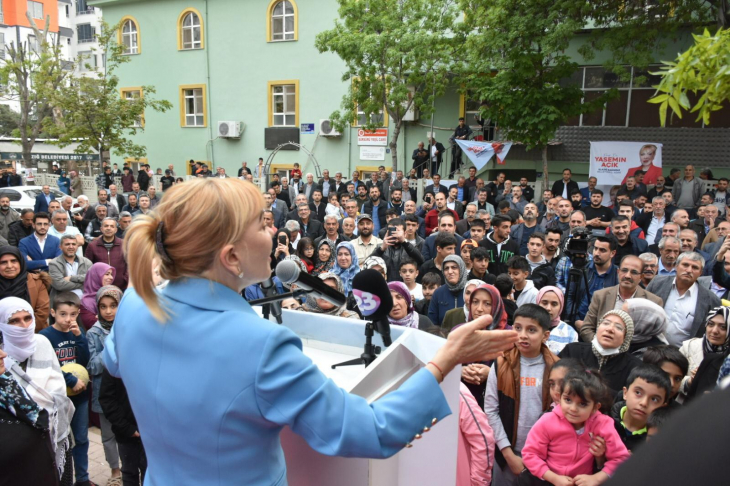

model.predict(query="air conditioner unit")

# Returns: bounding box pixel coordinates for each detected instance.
[217,121,242,139]
[319,119,341,137]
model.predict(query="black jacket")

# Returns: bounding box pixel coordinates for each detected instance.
[371,241,425,283]
[137,170,150,191]
[478,233,520,277]
[362,200,388,228]
[308,202,327,223]
[551,180,580,199]
[530,262,556,290]
[7,220,32,247]
[559,342,642,396]
[98,368,141,444]
[299,218,324,240]
[520,184,535,202]
[610,400,647,453]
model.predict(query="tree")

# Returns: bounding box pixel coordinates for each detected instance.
[45,21,173,162]
[0,12,70,167]
[0,105,20,137]
[650,29,730,126]
[459,0,607,187]
[460,0,715,186]
[316,0,464,172]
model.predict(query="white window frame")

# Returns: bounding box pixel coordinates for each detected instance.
[272,84,296,126]
[27,1,43,20]
[122,20,139,55]
[181,12,202,50]
[271,1,295,41]
[183,88,205,127]
[78,51,96,72]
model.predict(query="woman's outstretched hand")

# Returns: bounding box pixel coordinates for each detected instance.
[426,314,518,382]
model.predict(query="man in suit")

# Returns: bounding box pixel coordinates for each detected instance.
[296,203,324,240]
[551,168,579,200]
[332,172,347,195]
[636,196,672,244]
[689,203,719,245]
[108,185,127,214]
[646,252,722,347]
[263,192,285,229]
[445,186,465,219]
[424,174,449,198]
[33,185,56,214]
[577,255,663,342]
[18,212,62,272]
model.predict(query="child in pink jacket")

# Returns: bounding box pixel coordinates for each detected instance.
[522,369,630,486]
[457,382,494,486]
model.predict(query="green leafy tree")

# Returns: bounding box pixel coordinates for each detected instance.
[650,29,730,126]
[460,0,716,185]
[45,21,173,162]
[0,105,20,137]
[0,12,70,167]
[316,0,464,172]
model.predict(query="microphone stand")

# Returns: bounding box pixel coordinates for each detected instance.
[248,289,310,324]
[331,317,390,369]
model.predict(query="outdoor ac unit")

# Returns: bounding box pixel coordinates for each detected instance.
[218,121,242,139]
[319,119,341,137]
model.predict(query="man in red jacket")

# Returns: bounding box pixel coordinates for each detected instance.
[425,192,459,236]
[84,217,128,290]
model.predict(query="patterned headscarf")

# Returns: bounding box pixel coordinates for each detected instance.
[625,298,667,344]
[96,285,123,331]
[302,272,357,319]
[443,255,468,292]
[463,279,486,321]
[333,241,359,294]
[468,284,508,330]
[536,286,564,329]
[362,256,387,273]
[591,309,634,370]
[387,282,420,329]
[0,246,30,303]
[703,306,730,355]
[312,239,335,276]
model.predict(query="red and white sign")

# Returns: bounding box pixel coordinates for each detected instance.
[357,128,388,146]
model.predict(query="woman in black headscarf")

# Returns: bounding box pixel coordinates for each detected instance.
[0,246,51,331]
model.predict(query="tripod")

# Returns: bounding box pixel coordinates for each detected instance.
[563,262,590,327]
[332,318,390,369]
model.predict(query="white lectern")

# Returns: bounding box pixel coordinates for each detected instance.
[270,309,460,486]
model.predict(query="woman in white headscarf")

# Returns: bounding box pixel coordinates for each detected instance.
[0,296,75,483]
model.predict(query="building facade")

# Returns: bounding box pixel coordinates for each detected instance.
[90,0,730,182]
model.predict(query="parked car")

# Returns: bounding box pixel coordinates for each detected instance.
[0,186,80,213]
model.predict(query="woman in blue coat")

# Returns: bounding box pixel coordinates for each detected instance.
[103,178,517,485]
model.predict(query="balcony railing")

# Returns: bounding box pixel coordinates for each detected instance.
[76,8,95,16]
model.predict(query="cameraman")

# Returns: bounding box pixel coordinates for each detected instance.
[411,141,430,178]
[562,234,619,327]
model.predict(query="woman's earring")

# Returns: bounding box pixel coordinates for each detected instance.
[237,267,244,279]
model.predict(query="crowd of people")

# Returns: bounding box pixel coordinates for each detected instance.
[1,157,729,486]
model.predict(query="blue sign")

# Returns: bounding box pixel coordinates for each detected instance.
[301,123,315,134]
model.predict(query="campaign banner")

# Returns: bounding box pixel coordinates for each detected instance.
[357,128,388,146]
[454,140,512,170]
[589,141,663,185]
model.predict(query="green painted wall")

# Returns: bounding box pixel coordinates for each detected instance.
[93,0,719,183]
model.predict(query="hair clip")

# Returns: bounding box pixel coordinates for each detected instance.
[156,220,173,264]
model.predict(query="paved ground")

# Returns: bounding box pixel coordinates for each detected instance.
[88,426,113,486]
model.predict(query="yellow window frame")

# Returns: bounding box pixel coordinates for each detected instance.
[120,87,145,128]
[177,7,205,51]
[266,0,299,42]
[118,16,141,55]
[179,84,208,128]
[267,80,300,127]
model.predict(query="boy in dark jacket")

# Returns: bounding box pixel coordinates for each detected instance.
[610,364,670,452]
[99,368,147,485]
[414,272,440,317]
[39,292,92,486]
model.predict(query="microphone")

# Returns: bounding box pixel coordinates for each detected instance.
[259,275,282,324]
[351,270,393,346]
[275,260,347,307]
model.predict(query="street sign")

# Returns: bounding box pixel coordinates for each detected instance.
[0,152,100,162]
[300,123,315,134]
[357,128,388,146]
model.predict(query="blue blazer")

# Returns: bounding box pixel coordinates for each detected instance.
[18,234,61,271]
[103,278,451,485]
[34,192,56,214]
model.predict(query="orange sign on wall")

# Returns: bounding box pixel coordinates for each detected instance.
[3,0,60,32]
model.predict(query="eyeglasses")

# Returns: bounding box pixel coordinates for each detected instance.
[598,319,625,333]
[619,268,641,276]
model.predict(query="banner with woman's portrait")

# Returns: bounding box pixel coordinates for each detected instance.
[589,141,663,185]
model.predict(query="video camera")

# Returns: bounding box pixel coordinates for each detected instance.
[565,227,591,269]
